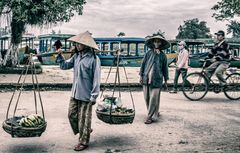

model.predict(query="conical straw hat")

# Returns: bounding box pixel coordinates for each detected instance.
[68,31,99,50]
[145,35,170,50]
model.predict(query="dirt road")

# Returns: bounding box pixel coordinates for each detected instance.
[0,91,239,153]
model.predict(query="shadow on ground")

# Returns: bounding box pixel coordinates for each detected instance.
[90,135,137,152]
[2,143,51,153]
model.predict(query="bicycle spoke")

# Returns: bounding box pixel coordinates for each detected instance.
[182,73,208,101]
[224,73,240,100]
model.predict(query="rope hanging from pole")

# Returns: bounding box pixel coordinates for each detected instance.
[3,54,47,137]
[97,49,135,124]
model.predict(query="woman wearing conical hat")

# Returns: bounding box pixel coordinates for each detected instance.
[139,34,169,124]
[56,31,101,151]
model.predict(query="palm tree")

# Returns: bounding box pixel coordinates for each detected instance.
[227,20,240,38]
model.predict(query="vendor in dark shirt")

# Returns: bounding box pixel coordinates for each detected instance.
[139,34,169,124]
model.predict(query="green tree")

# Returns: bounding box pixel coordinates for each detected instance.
[117,32,126,37]
[145,29,165,39]
[0,0,86,67]
[227,20,240,38]
[176,18,211,39]
[212,0,240,21]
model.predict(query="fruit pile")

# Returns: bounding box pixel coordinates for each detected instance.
[112,107,134,115]
[17,114,45,127]
[97,96,134,115]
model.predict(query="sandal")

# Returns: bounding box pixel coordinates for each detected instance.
[74,143,88,151]
[144,119,153,124]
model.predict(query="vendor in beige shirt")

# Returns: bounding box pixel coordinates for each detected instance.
[170,41,190,93]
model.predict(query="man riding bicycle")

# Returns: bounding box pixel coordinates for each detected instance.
[205,30,230,86]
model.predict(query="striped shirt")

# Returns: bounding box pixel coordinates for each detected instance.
[209,40,230,61]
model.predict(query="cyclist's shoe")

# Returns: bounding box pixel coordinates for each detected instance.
[220,83,228,90]
[220,81,227,86]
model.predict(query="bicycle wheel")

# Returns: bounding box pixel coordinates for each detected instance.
[223,73,240,100]
[182,72,208,101]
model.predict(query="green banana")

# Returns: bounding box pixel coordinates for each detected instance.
[19,118,25,126]
[23,118,30,127]
[26,118,35,127]
[18,114,45,127]
[28,115,39,125]
[36,115,44,124]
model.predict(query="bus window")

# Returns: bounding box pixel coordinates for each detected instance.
[102,43,110,51]
[120,43,128,56]
[129,43,136,56]
[112,43,120,50]
[172,45,178,53]
[96,43,100,50]
[138,43,145,56]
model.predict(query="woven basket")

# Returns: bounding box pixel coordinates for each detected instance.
[2,117,47,137]
[96,110,135,124]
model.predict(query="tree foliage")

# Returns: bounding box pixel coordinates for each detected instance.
[176,18,211,39]
[145,29,165,39]
[152,29,165,37]
[212,0,240,21]
[0,0,86,45]
[227,20,240,38]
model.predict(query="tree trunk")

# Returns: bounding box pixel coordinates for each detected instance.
[0,50,3,66]
[2,44,19,67]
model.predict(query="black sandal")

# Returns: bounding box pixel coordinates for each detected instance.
[144,119,153,124]
[74,143,88,151]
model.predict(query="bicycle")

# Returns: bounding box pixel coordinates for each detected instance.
[182,59,240,101]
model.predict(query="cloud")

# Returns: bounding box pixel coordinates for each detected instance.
[28,0,228,39]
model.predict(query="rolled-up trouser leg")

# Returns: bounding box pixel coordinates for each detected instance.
[147,87,161,121]
[79,101,92,145]
[143,85,150,109]
[215,63,229,85]
[68,98,81,135]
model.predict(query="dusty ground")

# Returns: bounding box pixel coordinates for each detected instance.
[0,91,239,153]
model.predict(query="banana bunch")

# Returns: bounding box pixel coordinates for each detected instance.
[18,114,44,127]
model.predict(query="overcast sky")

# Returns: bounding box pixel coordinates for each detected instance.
[28,0,228,39]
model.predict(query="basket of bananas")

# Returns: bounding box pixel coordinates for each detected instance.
[2,114,47,137]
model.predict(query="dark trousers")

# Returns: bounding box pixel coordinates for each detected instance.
[68,98,92,145]
[173,68,189,90]
[143,85,161,121]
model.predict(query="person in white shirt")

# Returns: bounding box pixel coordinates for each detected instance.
[170,41,190,93]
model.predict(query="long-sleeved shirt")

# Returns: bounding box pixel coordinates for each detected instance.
[176,48,189,69]
[56,51,101,102]
[139,50,169,88]
[209,40,230,61]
